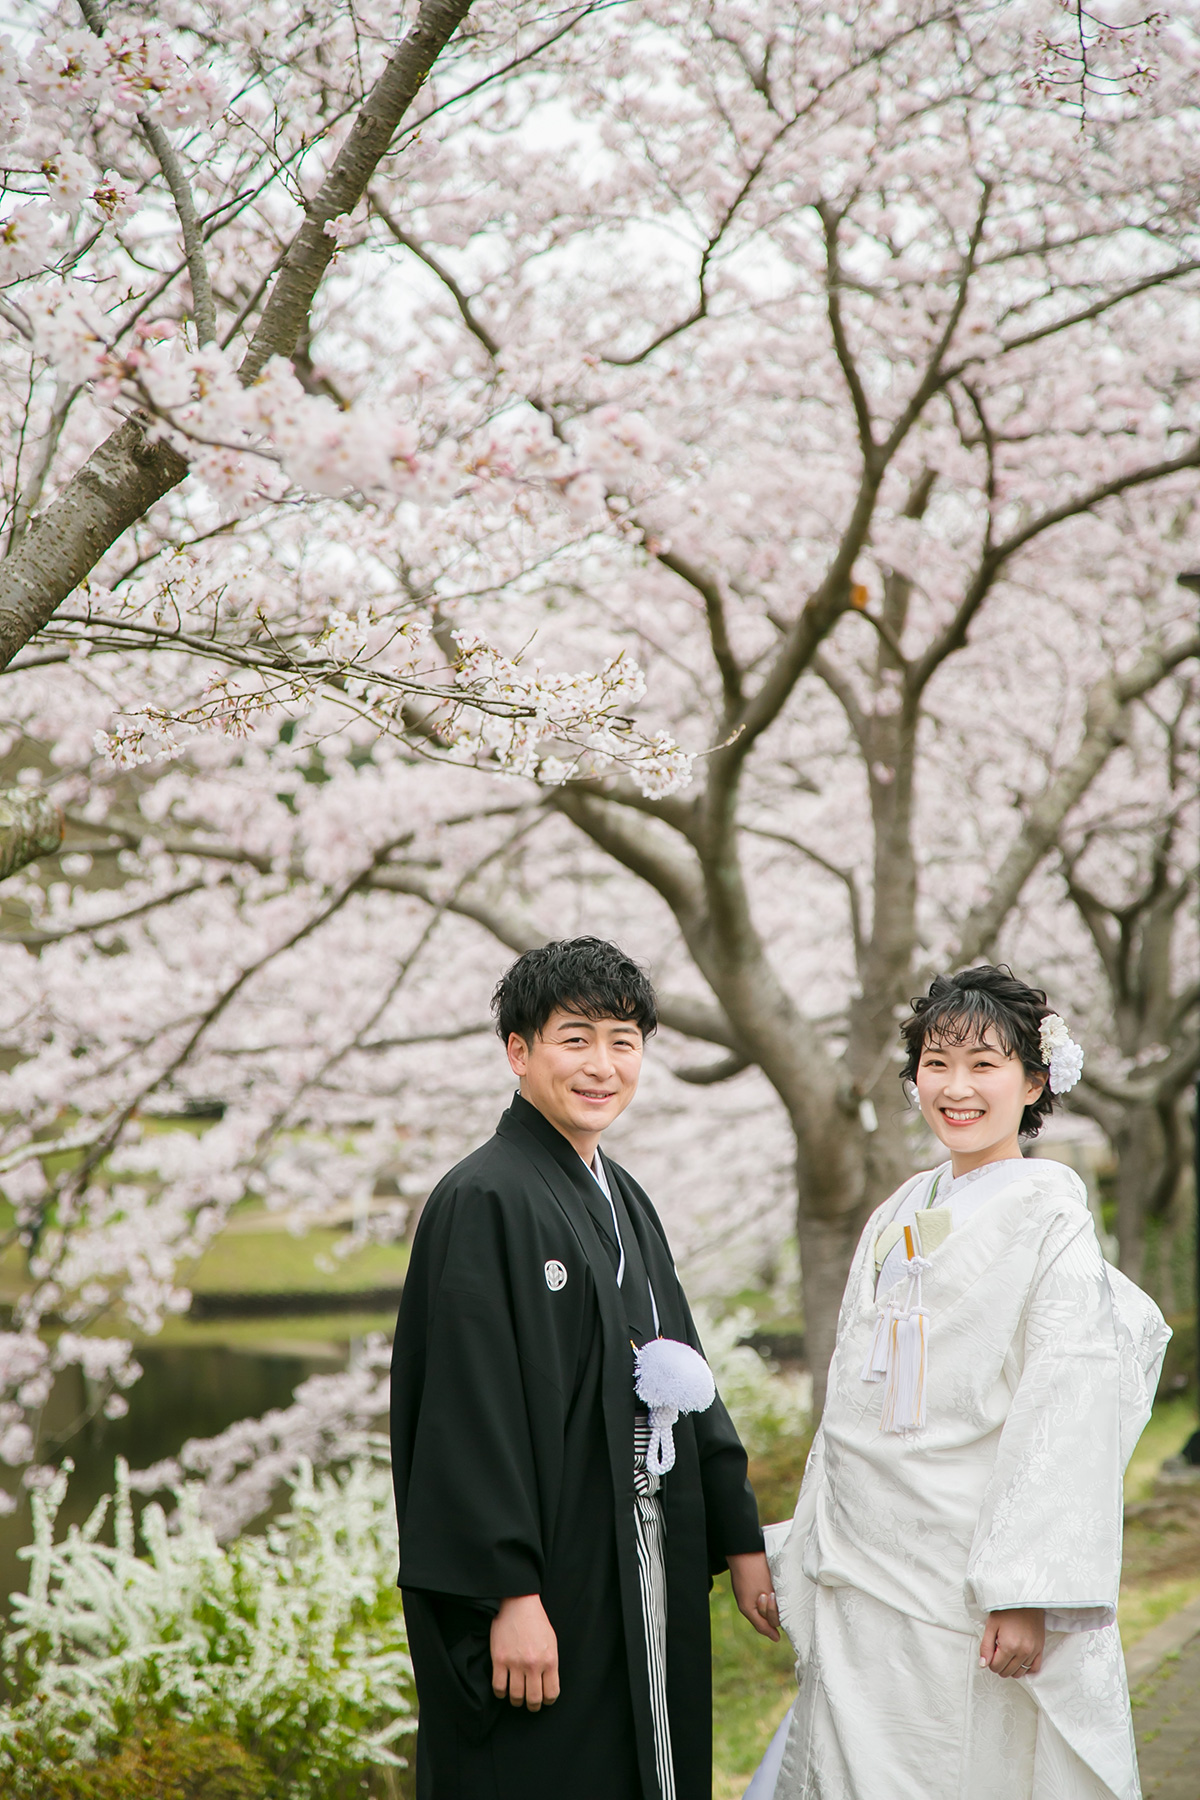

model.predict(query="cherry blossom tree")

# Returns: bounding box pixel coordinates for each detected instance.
[1,0,1199,1498]
[340,0,1200,1400]
[0,0,692,816]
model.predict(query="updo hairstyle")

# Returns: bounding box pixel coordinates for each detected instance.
[898,965,1056,1139]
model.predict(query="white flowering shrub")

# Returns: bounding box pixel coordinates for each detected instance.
[0,1456,413,1798]
[695,1306,812,1457]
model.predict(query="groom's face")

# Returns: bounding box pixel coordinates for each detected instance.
[507,1008,644,1148]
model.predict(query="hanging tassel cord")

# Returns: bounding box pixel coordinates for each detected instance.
[861,1254,931,1380]
[646,1407,680,1477]
[862,1248,932,1434]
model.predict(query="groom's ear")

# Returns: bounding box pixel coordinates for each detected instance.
[506,1031,532,1078]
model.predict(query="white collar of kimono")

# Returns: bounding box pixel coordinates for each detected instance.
[585,1152,717,1476]
[585,1150,662,1337]
[927,1155,1030,1208]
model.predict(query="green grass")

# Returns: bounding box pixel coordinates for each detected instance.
[710,1430,812,1794]
[1120,1574,1200,1650]
[147,1309,398,1352]
[182,1227,408,1296]
[711,1571,796,1798]
[1125,1395,1197,1504]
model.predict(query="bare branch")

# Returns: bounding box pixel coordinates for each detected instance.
[551,787,706,924]
[813,650,868,744]
[672,1050,751,1084]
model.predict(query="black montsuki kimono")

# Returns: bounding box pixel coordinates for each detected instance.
[390,1093,763,1800]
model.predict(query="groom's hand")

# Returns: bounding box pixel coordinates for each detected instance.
[491,1594,560,1710]
[728,1551,781,1641]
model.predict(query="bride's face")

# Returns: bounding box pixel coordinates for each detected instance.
[915,1024,1044,1159]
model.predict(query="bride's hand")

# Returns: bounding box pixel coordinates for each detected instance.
[728,1551,781,1641]
[980,1608,1045,1678]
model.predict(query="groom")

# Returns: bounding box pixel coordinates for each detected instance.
[390,937,778,1800]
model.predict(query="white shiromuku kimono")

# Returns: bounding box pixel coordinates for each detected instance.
[755,1156,1169,1800]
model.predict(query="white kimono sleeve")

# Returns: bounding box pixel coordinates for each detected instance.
[965,1208,1125,1626]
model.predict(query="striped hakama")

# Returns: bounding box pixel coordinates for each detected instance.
[634,1407,675,1800]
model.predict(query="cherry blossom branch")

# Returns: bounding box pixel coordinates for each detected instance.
[355,1022,491,1052]
[651,544,744,721]
[251,811,547,1153]
[877,184,991,465]
[913,443,1200,692]
[77,0,217,347]
[0,0,476,672]
[406,2,606,133]
[0,876,215,945]
[953,631,1200,965]
[48,836,412,1213]
[978,259,1200,371]
[745,825,865,958]
[7,380,80,551]
[239,0,475,384]
[819,203,875,457]
[361,859,740,1048]
[369,197,502,359]
[60,812,275,874]
[685,192,998,801]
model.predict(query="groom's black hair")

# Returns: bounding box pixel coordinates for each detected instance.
[493,937,658,1043]
[898,964,1056,1138]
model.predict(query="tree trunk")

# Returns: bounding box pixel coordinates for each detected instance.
[792,1094,912,1412]
[0,789,63,879]
[1113,1102,1173,1290]
[1114,1093,1193,1308]
[795,1183,873,1414]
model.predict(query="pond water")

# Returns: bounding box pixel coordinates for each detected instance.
[0,1340,343,1610]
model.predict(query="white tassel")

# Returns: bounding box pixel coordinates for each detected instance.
[879,1309,928,1432]
[634,1337,716,1477]
[860,1306,895,1382]
[863,1241,932,1434]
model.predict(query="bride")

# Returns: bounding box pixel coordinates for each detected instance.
[748,965,1168,1800]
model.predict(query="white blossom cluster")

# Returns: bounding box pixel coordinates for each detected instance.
[0,1455,413,1794]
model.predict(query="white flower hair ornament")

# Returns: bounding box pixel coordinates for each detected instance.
[634,1337,716,1476]
[1039,1013,1084,1094]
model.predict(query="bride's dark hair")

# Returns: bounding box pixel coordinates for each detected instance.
[898,965,1056,1139]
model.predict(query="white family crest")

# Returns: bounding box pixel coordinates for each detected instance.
[544,1259,568,1291]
